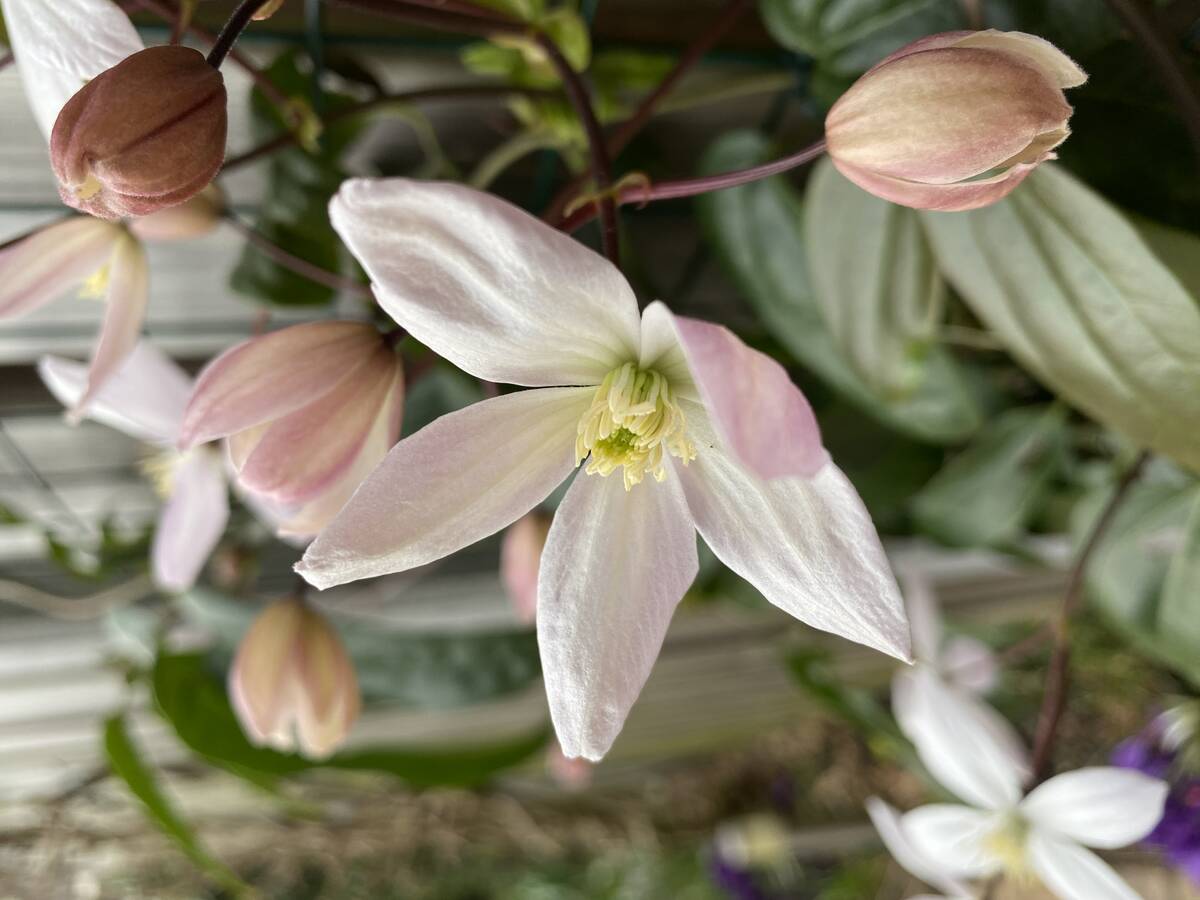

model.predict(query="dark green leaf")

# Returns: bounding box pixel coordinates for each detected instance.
[153,651,549,784]
[1159,493,1200,656]
[103,714,246,894]
[912,405,1069,548]
[981,0,1123,58]
[697,130,985,444]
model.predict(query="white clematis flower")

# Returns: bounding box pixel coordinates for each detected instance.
[866,796,973,899]
[39,343,229,592]
[887,668,1167,900]
[297,179,910,760]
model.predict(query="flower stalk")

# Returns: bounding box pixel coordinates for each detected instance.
[207,0,281,68]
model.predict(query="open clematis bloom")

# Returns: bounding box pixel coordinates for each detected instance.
[888,668,1167,900]
[825,30,1086,211]
[38,343,229,592]
[178,321,405,539]
[6,218,149,418]
[298,179,910,761]
[228,596,360,759]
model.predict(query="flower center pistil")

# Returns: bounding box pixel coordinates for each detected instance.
[575,362,696,490]
[984,815,1032,881]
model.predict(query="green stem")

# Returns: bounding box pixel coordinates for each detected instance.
[469,131,559,189]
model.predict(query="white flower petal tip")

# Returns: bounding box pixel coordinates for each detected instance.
[1020,767,1169,849]
[151,449,229,592]
[228,597,360,759]
[328,178,642,387]
[865,797,973,898]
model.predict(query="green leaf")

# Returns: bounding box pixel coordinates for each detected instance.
[179,589,541,709]
[980,0,1122,58]
[759,0,965,76]
[103,715,246,894]
[911,405,1069,548]
[805,157,944,398]
[921,165,1200,474]
[1077,468,1200,687]
[1131,214,1200,305]
[697,130,984,444]
[229,50,368,308]
[1159,493,1200,655]
[153,651,549,784]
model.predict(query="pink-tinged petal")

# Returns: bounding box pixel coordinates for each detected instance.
[179,321,381,448]
[538,466,697,761]
[676,403,908,660]
[72,231,149,420]
[901,805,1002,879]
[954,31,1087,88]
[0,0,144,139]
[641,302,827,480]
[865,798,973,898]
[38,342,192,444]
[501,511,551,625]
[228,598,306,743]
[892,666,1028,810]
[293,608,360,759]
[151,449,229,592]
[297,387,593,590]
[941,635,999,695]
[275,365,405,540]
[236,347,396,504]
[1020,768,1168,849]
[330,178,641,387]
[0,217,120,319]
[831,156,1043,213]
[1026,832,1140,900]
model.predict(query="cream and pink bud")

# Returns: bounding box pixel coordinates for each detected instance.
[228,596,360,758]
[824,30,1086,211]
[179,321,404,537]
[51,46,227,220]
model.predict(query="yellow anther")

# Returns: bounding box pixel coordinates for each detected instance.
[79,264,111,300]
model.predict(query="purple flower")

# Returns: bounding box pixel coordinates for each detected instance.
[1114,724,1200,885]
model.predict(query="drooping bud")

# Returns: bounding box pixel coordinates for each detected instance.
[824,31,1086,211]
[51,46,227,220]
[228,597,360,759]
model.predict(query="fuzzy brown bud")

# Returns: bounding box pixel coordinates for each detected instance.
[50,46,227,221]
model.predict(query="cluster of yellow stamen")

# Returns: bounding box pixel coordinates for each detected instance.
[140,449,183,499]
[80,263,111,300]
[984,815,1033,881]
[575,362,696,490]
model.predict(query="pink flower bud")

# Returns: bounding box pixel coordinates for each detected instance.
[824,30,1086,211]
[178,321,405,537]
[51,46,227,220]
[228,597,360,759]
[500,511,551,625]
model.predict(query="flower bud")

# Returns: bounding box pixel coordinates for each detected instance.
[51,46,227,220]
[824,30,1086,211]
[229,597,360,759]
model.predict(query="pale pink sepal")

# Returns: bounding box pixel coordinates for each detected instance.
[501,511,551,625]
[641,302,827,480]
[329,178,642,387]
[833,156,1043,213]
[179,321,382,448]
[0,0,144,139]
[72,231,150,420]
[538,464,697,761]
[236,347,397,505]
[297,387,593,590]
[0,217,121,320]
[676,403,909,662]
[37,342,192,445]
[152,449,229,592]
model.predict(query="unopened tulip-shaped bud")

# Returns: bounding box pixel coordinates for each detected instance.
[51,46,227,220]
[179,321,405,538]
[825,30,1086,211]
[229,597,360,758]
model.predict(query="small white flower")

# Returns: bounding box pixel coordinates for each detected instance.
[878,668,1167,900]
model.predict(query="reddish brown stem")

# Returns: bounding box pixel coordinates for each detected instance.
[208,0,278,68]
[1027,451,1149,783]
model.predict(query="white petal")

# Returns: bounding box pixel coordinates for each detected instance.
[900,567,943,664]
[73,233,149,420]
[330,178,642,387]
[941,635,999,696]
[676,404,909,660]
[1,0,144,139]
[901,804,1002,879]
[893,667,1029,810]
[297,387,592,589]
[538,465,697,761]
[152,451,229,592]
[1020,767,1168,849]
[1027,832,1140,900]
[865,798,973,898]
[38,342,191,444]
[0,217,120,319]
